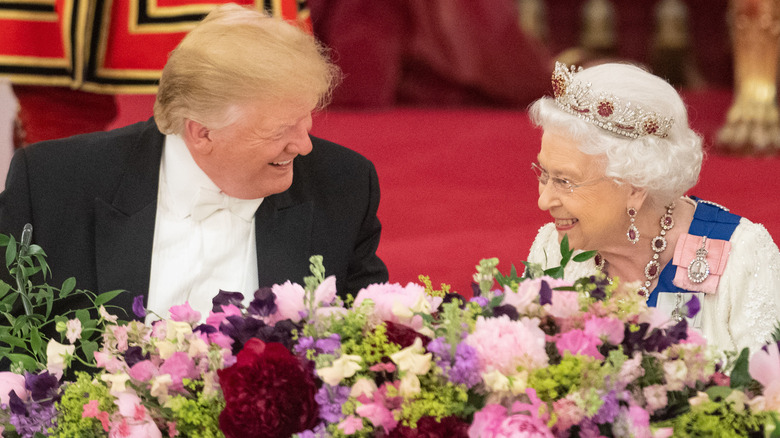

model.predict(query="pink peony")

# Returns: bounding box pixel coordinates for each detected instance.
[168,303,201,325]
[465,315,548,375]
[584,316,625,345]
[353,282,442,330]
[469,400,554,438]
[546,291,581,319]
[0,372,28,405]
[551,398,586,433]
[556,329,604,360]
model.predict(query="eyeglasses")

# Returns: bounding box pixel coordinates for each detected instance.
[531,162,605,193]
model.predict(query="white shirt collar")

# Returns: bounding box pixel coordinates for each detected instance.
[160,134,263,221]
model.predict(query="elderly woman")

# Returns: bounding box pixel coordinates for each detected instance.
[526,62,780,353]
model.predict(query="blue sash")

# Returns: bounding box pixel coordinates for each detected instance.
[647,197,742,307]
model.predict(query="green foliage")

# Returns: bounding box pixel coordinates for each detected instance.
[0,229,124,372]
[656,389,771,437]
[398,374,470,428]
[53,372,114,438]
[166,385,226,438]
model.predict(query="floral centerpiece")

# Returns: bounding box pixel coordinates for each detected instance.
[1,234,780,437]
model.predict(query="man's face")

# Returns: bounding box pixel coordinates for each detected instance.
[194,100,315,199]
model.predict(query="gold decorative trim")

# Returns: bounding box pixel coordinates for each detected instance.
[0,54,68,67]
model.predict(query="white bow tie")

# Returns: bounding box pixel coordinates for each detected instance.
[190,187,261,222]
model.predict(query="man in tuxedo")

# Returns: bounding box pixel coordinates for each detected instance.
[0,4,388,319]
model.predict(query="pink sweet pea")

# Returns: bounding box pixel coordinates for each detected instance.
[337,415,364,434]
[584,316,625,345]
[205,304,243,328]
[158,352,198,392]
[0,372,28,405]
[556,329,604,360]
[355,402,397,433]
[169,303,201,325]
[269,281,307,324]
[749,343,780,410]
[128,360,158,382]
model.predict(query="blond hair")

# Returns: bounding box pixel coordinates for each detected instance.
[154,3,340,135]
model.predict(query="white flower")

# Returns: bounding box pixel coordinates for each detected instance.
[317,354,362,386]
[350,377,378,398]
[156,340,177,360]
[101,372,131,395]
[46,339,75,379]
[482,370,510,392]
[151,374,173,403]
[389,338,431,375]
[165,320,193,343]
[65,318,82,344]
[398,373,421,397]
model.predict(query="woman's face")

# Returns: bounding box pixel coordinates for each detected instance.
[536,130,633,251]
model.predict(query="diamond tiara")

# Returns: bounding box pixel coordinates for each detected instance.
[551,62,674,139]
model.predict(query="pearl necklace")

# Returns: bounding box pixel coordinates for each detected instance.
[595,203,676,300]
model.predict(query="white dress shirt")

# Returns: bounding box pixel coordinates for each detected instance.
[147,135,264,321]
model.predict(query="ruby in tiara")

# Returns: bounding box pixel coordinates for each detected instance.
[551,62,674,140]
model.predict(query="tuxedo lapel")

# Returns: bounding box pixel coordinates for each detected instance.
[255,191,314,287]
[94,120,163,311]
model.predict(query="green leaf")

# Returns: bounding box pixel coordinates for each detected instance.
[572,250,598,263]
[705,385,734,401]
[29,327,42,354]
[0,333,29,349]
[730,347,753,389]
[93,289,125,307]
[544,266,565,279]
[0,234,9,246]
[80,340,99,365]
[60,277,76,298]
[6,353,38,372]
[75,308,90,324]
[5,237,16,268]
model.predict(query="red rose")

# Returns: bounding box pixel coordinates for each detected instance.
[388,415,470,438]
[217,338,319,438]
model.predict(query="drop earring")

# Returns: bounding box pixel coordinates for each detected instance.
[627,207,639,244]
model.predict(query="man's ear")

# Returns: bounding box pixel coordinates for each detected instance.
[182,119,213,154]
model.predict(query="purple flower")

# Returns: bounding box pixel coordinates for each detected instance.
[449,343,481,388]
[297,423,329,438]
[248,287,277,317]
[314,334,341,355]
[593,390,620,424]
[539,280,552,305]
[295,336,315,356]
[685,295,700,318]
[132,295,146,318]
[124,346,149,368]
[212,290,246,312]
[24,371,59,407]
[9,398,58,438]
[492,304,519,320]
[315,385,350,423]
[470,296,489,307]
